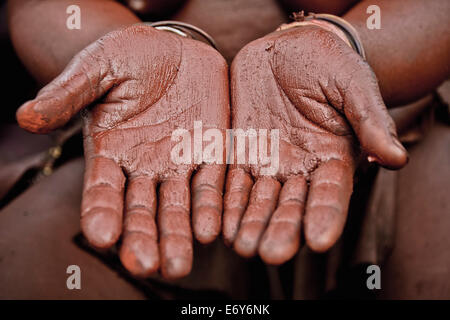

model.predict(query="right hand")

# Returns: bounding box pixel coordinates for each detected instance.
[16,25,230,279]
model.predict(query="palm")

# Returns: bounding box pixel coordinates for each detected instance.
[224,26,406,264]
[17,26,229,279]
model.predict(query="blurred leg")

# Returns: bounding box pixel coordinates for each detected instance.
[0,159,145,299]
[381,122,450,299]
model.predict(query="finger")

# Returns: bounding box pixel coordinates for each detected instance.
[119,176,159,277]
[191,164,226,244]
[81,156,125,248]
[233,177,281,258]
[338,62,408,169]
[259,175,307,265]
[16,45,113,134]
[158,177,192,279]
[304,159,353,252]
[222,168,253,246]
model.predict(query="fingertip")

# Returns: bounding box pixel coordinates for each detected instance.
[233,224,260,258]
[222,169,253,247]
[305,235,333,253]
[258,239,295,265]
[382,138,409,169]
[258,239,280,264]
[222,229,235,247]
[17,97,68,134]
[258,224,300,265]
[81,208,122,249]
[367,137,409,169]
[159,231,193,279]
[234,241,257,258]
[119,232,159,277]
[193,207,221,244]
[161,257,192,280]
[304,206,344,253]
[16,101,50,134]
[359,121,409,169]
[222,208,241,247]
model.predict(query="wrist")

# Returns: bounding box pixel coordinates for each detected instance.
[277,12,366,60]
[138,21,217,50]
[278,20,352,47]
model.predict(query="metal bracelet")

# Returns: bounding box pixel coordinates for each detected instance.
[144,20,217,50]
[308,13,366,60]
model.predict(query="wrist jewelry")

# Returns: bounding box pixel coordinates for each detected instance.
[277,12,366,60]
[143,20,217,50]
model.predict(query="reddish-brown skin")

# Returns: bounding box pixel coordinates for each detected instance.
[345,0,450,107]
[279,0,360,15]
[7,0,450,283]
[8,0,141,85]
[124,0,187,16]
[16,25,230,279]
[225,23,408,264]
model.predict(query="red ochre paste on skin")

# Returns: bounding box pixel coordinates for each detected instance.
[17,25,230,279]
[225,25,407,265]
[16,23,407,275]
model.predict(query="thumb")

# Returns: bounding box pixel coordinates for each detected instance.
[17,45,113,134]
[338,62,408,169]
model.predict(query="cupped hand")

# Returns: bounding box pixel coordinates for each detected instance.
[16,25,230,279]
[224,24,408,264]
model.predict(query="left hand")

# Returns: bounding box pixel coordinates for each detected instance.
[224,23,408,264]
